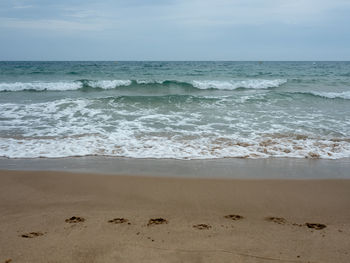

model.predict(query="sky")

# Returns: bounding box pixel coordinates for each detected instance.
[0,0,349,60]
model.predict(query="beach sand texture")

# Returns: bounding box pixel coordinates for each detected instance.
[0,170,350,263]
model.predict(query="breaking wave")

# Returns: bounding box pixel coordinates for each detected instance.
[306,91,350,100]
[192,79,287,90]
[0,79,287,92]
[1,97,350,159]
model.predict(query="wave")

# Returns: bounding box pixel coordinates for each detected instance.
[1,132,350,159]
[0,79,287,92]
[1,95,350,159]
[1,80,348,102]
[290,91,350,100]
[88,80,132,89]
[0,82,82,92]
[192,79,287,90]
[102,94,222,104]
[308,91,350,100]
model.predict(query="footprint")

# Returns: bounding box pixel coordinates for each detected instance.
[265,216,286,225]
[305,223,327,230]
[65,216,85,223]
[147,218,168,226]
[4,259,12,263]
[224,214,244,221]
[108,218,129,224]
[21,232,44,238]
[193,224,211,230]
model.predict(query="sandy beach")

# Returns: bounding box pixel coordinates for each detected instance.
[0,169,349,263]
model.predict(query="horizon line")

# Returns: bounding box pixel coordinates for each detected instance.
[1,60,350,62]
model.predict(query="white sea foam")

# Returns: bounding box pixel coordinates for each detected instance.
[0,79,287,92]
[0,82,82,91]
[192,79,287,90]
[0,80,132,91]
[136,80,164,84]
[1,97,350,159]
[1,133,350,159]
[90,80,132,89]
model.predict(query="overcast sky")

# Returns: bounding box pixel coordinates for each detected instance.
[0,0,349,60]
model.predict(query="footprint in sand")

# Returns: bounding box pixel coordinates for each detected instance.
[108,218,129,224]
[265,216,287,225]
[193,224,211,230]
[305,223,327,230]
[147,218,168,226]
[21,232,44,238]
[65,216,85,223]
[224,214,244,221]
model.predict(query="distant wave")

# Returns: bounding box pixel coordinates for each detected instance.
[88,80,132,89]
[291,91,350,100]
[0,79,287,92]
[2,80,349,101]
[0,82,82,92]
[192,79,287,90]
[308,91,350,100]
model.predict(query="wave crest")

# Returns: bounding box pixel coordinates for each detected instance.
[291,91,350,100]
[192,79,287,90]
[0,79,287,92]
[0,82,81,92]
[308,91,350,100]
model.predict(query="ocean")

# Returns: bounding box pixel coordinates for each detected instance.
[0,61,349,159]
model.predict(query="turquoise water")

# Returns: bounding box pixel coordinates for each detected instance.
[1,61,350,159]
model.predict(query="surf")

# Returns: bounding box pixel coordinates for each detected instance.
[0,79,287,92]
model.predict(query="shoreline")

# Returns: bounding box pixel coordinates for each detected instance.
[1,156,350,179]
[0,170,350,262]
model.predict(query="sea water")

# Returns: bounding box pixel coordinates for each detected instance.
[0,61,349,159]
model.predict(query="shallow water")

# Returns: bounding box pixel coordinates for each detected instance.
[1,61,350,159]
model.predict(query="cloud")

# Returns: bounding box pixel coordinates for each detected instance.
[63,9,102,19]
[2,0,350,32]
[0,0,349,60]
[13,4,33,9]
[0,17,104,32]
[163,0,350,27]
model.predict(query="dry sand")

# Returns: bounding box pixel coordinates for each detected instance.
[0,170,350,263]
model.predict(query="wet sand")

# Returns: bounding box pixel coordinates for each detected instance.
[0,170,350,263]
[1,156,350,178]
